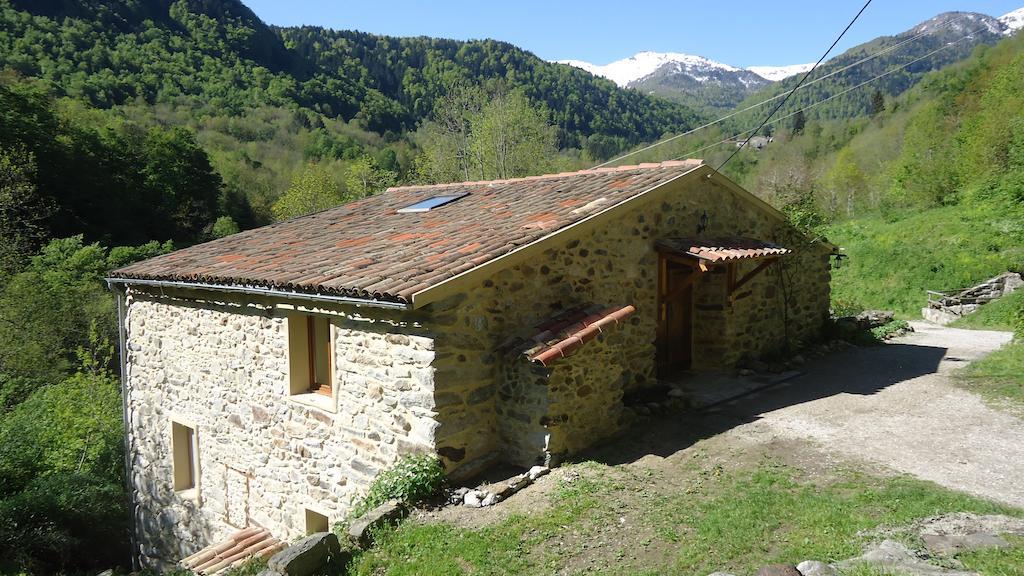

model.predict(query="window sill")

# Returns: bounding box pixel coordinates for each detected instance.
[289,391,337,414]
[175,487,200,502]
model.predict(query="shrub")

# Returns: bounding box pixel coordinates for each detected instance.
[351,454,445,518]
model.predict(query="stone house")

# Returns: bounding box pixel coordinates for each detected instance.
[108,159,833,566]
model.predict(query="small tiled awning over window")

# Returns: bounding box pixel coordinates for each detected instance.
[521,304,636,366]
[180,527,284,575]
[656,237,791,263]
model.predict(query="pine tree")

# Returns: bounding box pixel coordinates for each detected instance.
[870,89,886,116]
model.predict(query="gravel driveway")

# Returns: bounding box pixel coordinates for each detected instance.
[719,322,1023,508]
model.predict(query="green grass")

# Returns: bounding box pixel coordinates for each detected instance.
[959,536,1024,576]
[347,459,1022,576]
[826,202,1024,318]
[951,289,1024,331]
[960,340,1024,411]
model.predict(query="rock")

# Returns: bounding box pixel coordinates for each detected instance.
[834,317,859,335]
[917,512,1024,539]
[836,539,975,576]
[449,487,470,504]
[481,492,498,506]
[922,533,1009,556]
[528,465,550,481]
[347,499,407,548]
[755,564,801,576]
[795,560,836,576]
[667,387,686,397]
[268,532,343,576]
[856,310,894,329]
[738,368,755,377]
[706,572,738,576]
[463,490,486,508]
[790,354,805,366]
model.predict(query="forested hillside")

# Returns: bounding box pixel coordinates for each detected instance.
[732,12,1006,124]
[733,32,1024,315]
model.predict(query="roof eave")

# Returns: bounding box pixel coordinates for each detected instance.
[104,277,412,310]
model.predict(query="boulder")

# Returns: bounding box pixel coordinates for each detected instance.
[795,560,836,576]
[347,500,407,548]
[856,310,894,329]
[755,564,801,576]
[835,539,975,576]
[922,533,1008,556]
[267,532,343,576]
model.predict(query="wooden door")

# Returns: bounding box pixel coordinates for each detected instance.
[657,258,694,374]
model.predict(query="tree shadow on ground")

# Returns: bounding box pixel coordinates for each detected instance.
[582,342,949,466]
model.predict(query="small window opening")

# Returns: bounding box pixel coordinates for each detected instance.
[289,314,333,397]
[171,421,197,492]
[305,508,329,534]
[396,193,468,213]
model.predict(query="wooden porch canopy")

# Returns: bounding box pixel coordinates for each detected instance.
[656,237,791,302]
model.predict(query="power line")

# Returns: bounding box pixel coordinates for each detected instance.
[714,0,874,172]
[670,24,986,162]
[591,12,967,169]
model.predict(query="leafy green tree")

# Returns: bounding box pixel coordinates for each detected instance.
[0,146,51,276]
[272,163,343,220]
[0,236,170,383]
[345,156,396,199]
[470,89,557,180]
[139,127,223,241]
[211,215,241,238]
[0,358,128,573]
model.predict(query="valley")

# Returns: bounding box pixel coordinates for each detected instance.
[1,1,1023,575]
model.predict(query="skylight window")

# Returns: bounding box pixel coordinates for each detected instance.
[396,193,468,213]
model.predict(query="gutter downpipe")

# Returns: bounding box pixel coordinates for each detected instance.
[103,277,413,310]
[110,283,139,571]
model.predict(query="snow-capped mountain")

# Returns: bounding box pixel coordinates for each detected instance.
[556,51,775,110]
[555,6,1024,113]
[999,6,1024,34]
[555,51,743,88]
[745,64,814,82]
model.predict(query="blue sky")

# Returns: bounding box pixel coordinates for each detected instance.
[243,1,1024,67]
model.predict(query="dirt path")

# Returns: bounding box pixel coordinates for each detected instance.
[723,321,1023,507]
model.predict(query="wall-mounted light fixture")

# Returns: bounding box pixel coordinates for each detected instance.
[697,210,709,234]
[830,253,847,269]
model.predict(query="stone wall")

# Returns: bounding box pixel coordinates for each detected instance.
[123,289,437,567]
[427,174,831,474]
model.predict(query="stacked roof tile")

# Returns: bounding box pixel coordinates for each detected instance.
[110,160,704,304]
[656,237,791,263]
[522,304,637,366]
[179,527,283,575]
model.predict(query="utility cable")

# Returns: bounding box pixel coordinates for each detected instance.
[714,0,874,172]
[670,25,985,162]
[591,11,966,169]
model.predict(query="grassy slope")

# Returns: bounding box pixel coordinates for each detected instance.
[348,460,1022,576]
[826,203,1024,318]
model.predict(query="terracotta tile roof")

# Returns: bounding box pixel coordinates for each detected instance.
[656,236,791,263]
[110,160,704,305]
[520,304,637,367]
[180,527,284,575]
